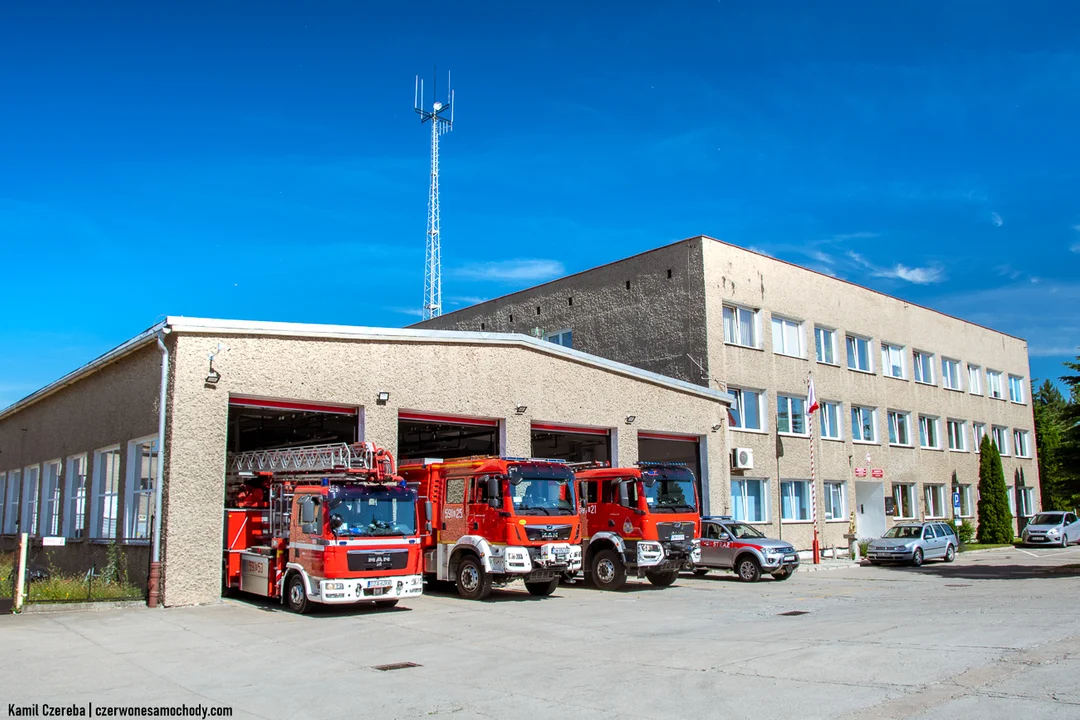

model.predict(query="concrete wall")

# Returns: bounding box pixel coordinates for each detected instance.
[163,331,727,606]
[415,241,711,385]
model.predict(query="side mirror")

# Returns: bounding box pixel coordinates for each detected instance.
[642,476,657,488]
[488,497,501,510]
[301,522,316,535]
[425,500,433,521]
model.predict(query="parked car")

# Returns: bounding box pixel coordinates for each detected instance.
[693,516,799,582]
[1021,511,1080,547]
[866,522,957,566]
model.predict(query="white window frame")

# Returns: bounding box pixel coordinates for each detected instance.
[846,334,874,373]
[776,394,808,436]
[1013,430,1030,458]
[1008,375,1025,404]
[729,387,766,432]
[1018,487,1034,518]
[947,419,968,452]
[991,425,1010,456]
[918,415,941,450]
[723,304,760,349]
[771,316,806,358]
[544,328,572,348]
[0,472,5,535]
[942,358,962,391]
[973,422,987,452]
[968,364,982,395]
[820,401,842,440]
[924,484,946,519]
[824,482,847,522]
[780,479,812,522]
[958,484,974,518]
[893,483,917,519]
[1007,487,1016,517]
[64,454,88,538]
[21,465,41,536]
[90,446,122,540]
[851,406,878,444]
[40,460,62,537]
[987,370,1004,400]
[3,469,21,534]
[815,326,837,365]
[881,342,906,379]
[913,350,936,385]
[887,410,912,447]
[730,478,769,524]
[125,435,159,542]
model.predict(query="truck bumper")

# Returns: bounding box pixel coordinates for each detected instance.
[313,574,424,604]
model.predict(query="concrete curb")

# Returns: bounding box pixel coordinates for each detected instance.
[18,600,146,615]
[797,561,861,573]
[958,545,1023,556]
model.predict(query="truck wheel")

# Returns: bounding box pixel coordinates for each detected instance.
[524,578,559,597]
[590,549,627,591]
[736,556,762,582]
[771,568,793,581]
[646,570,679,587]
[456,555,492,601]
[693,568,710,576]
[286,574,310,614]
[374,599,399,609]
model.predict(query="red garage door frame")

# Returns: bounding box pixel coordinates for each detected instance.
[530,422,610,436]
[398,411,499,428]
[228,395,359,415]
[638,431,700,443]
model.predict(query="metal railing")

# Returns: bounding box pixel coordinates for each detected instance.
[228,442,376,474]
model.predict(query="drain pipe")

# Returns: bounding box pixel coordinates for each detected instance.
[148,326,171,607]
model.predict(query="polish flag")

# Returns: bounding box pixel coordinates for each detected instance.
[807,376,820,414]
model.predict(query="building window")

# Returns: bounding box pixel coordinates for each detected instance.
[947,420,968,451]
[64,455,88,538]
[851,406,877,443]
[729,387,764,431]
[824,482,847,521]
[887,410,911,446]
[731,478,768,523]
[918,415,941,449]
[41,461,62,536]
[780,480,811,521]
[1018,487,1034,517]
[820,401,842,440]
[987,370,1004,399]
[892,483,916,519]
[972,422,987,451]
[968,364,982,395]
[846,335,873,373]
[815,326,837,365]
[771,316,805,358]
[1007,487,1016,517]
[991,425,1010,455]
[958,484,974,517]
[723,304,759,348]
[942,358,962,390]
[776,394,808,435]
[126,437,158,542]
[1013,430,1030,458]
[21,466,40,536]
[1008,375,1025,404]
[925,484,946,518]
[881,343,906,379]
[0,473,5,535]
[913,351,935,385]
[3,469,21,534]
[545,329,573,348]
[91,447,121,540]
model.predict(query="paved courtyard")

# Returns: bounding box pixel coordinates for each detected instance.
[2,546,1079,720]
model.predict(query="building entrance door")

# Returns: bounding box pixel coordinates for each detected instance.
[855,481,886,539]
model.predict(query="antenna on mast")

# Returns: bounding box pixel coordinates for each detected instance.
[414,68,454,321]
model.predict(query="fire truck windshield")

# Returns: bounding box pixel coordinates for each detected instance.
[326,487,417,537]
[509,478,576,516]
[641,467,697,514]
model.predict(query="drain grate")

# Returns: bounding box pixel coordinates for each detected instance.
[778,610,810,616]
[373,662,422,672]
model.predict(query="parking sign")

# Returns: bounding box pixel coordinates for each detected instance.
[953,492,961,509]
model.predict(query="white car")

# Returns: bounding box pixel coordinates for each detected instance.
[1021,511,1080,547]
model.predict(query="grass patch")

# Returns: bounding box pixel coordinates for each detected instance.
[0,550,142,604]
[959,543,1014,552]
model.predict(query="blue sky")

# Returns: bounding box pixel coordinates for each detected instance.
[2,1,1079,408]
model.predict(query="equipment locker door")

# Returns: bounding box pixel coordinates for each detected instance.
[439,475,469,544]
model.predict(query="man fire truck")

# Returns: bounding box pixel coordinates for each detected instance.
[571,461,701,591]
[401,456,583,600]
[224,441,425,613]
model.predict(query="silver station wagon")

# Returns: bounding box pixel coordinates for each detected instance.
[867,522,958,567]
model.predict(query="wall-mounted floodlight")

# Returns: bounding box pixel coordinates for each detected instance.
[515,405,528,415]
[625,415,636,425]
[711,423,723,432]
[376,391,390,405]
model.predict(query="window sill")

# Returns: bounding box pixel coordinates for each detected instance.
[821,436,844,442]
[825,518,849,523]
[781,520,813,525]
[730,427,768,435]
[852,439,879,446]
[920,446,944,452]
[884,373,906,382]
[969,392,983,397]
[775,352,808,361]
[1010,400,1026,406]
[1016,455,1032,460]
[944,386,963,393]
[889,443,914,449]
[725,342,763,352]
[778,432,810,439]
[816,360,840,368]
[847,367,875,376]
[914,380,936,387]
[948,448,970,453]
[989,395,1005,401]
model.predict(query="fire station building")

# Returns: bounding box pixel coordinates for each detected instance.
[0,317,731,606]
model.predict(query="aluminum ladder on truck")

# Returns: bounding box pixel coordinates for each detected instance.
[228,442,377,474]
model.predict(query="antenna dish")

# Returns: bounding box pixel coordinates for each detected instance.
[433,101,443,111]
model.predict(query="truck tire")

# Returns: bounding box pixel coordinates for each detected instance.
[524,578,559,597]
[455,555,492,601]
[646,569,679,587]
[736,555,762,582]
[590,549,627,591]
[374,599,399,609]
[771,568,793,581]
[286,573,311,614]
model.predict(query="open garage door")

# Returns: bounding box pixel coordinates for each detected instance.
[531,423,611,463]
[227,396,360,452]
[397,412,499,462]
[638,432,703,508]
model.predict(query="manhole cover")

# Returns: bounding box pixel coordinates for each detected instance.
[778,610,810,616]
[373,662,422,672]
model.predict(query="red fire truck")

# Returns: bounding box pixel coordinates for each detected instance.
[401,456,584,600]
[572,462,701,591]
[224,441,426,613]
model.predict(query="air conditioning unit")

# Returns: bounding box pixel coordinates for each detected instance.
[731,447,754,470]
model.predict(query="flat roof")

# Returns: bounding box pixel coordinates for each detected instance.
[0,316,732,421]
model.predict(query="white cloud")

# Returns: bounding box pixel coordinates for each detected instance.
[990,212,1003,227]
[830,231,880,241]
[845,251,944,285]
[447,295,488,306]
[385,306,425,318]
[453,259,566,283]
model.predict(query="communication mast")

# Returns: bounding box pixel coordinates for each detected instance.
[414,70,454,320]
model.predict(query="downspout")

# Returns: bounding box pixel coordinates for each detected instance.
[148,326,171,607]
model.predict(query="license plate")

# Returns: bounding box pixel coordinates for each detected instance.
[367,578,393,588]
[783,554,797,562]
[554,549,567,557]
[671,534,685,541]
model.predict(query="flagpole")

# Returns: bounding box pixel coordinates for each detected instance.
[808,371,821,565]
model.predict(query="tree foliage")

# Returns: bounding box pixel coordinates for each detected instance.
[1033,379,1071,509]
[977,434,1014,543]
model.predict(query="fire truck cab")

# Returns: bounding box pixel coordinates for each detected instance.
[224,442,425,613]
[402,457,584,600]
[573,462,701,591]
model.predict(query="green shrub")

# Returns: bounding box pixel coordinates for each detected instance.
[957,519,976,545]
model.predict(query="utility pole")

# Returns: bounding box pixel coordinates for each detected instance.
[413,70,454,320]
